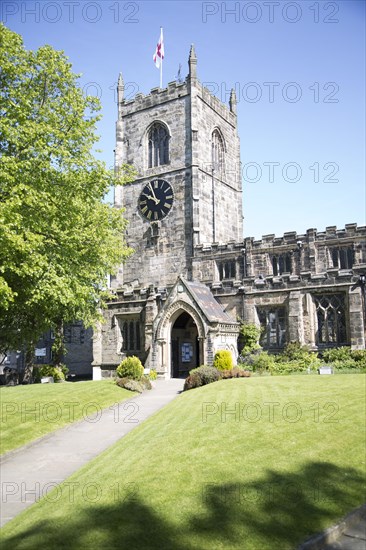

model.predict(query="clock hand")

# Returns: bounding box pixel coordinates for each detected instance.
[148,182,160,204]
[142,192,160,204]
[145,184,161,204]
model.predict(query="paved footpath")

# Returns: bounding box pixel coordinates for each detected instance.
[298,503,366,550]
[0,378,185,527]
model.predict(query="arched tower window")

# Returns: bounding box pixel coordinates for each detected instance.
[148,122,169,168]
[212,129,225,176]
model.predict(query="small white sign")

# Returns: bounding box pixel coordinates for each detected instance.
[41,377,54,383]
[318,366,333,375]
[35,348,47,357]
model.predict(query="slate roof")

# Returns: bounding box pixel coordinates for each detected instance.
[184,280,236,324]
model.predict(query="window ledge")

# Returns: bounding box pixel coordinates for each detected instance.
[337,269,353,277]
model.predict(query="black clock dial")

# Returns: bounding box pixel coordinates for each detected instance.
[138,179,174,221]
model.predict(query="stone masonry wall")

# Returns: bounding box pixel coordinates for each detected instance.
[192,224,366,350]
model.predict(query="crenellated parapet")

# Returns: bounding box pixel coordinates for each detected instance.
[117,77,236,126]
[119,80,188,118]
[192,223,366,290]
[246,223,366,250]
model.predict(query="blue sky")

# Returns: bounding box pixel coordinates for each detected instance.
[2,0,365,239]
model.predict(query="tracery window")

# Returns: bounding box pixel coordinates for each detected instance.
[330,247,354,269]
[272,253,292,276]
[314,294,347,346]
[148,122,169,168]
[212,129,225,176]
[257,307,286,349]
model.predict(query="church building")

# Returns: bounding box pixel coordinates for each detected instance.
[92,47,366,380]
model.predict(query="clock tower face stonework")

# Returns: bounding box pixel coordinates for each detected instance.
[93,46,243,378]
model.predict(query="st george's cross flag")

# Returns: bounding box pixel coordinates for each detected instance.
[153,28,164,69]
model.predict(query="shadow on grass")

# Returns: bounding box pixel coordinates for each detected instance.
[2,461,365,550]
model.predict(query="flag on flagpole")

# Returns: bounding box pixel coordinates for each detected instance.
[153,28,164,69]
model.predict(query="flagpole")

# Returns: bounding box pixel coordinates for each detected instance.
[160,27,163,88]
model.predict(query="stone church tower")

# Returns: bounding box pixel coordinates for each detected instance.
[113,45,242,289]
[93,47,242,378]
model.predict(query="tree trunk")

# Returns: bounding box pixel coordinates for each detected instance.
[52,320,66,366]
[21,346,34,384]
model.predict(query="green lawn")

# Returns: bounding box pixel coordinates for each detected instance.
[0,380,133,455]
[1,375,365,550]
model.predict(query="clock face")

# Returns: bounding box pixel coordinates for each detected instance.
[138,179,174,221]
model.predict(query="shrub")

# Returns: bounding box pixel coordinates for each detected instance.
[220,368,251,379]
[251,351,275,374]
[184,364,251,390]
[276,342,321,372]
[351,349,366,369]
[329,359,362,371]
[116,356,144,380]
[115,377,130,388]
[183,366,221,391]
[238,348,263,369]
[321,346,352,363]
[350,349,366,361]
[183,372,202,391]
[220,370,233,379]
[140,376,152,390]
[33,364,68,382]
[122,380,144,393]
[238,348,262,367]
[321,347,366,372]
[148,369,158,381]
[270,360,318,375]
[115,377,149,392]
[239,323,262,355]
[213,350,234,371]
[189,365,222,385]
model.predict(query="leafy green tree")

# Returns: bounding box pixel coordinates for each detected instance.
[0,24,134,364]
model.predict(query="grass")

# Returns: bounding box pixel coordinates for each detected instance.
[0,380,134,455]
[1,374,365,549]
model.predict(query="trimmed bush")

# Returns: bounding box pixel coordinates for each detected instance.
[116,356,144,380]
[189,365,222,385]
[213,350,234,371]
[122,380,144,393]
[115,377,131,388]
[140,376,152,390]
[184,366,221,391]
[220,368,251,379]
[116,377,150,392]
[183,372,202,391]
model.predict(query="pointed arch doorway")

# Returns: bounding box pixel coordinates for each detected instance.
[171,311,200,378]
